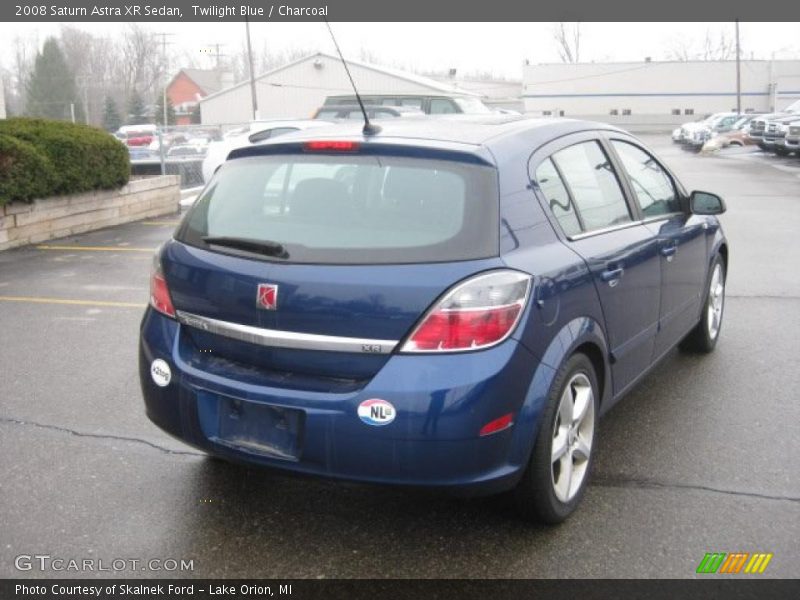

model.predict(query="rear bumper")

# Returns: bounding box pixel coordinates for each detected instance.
[139,309,549,495]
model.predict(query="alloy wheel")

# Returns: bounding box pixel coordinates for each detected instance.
[707,263,725,340]
[551,372,595,503]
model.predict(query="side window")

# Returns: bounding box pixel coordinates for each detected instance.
[400,97,423,109]
[534,158,582,237]
[551,141,631,232]
[611,140,681,218]
[429,99,457,114]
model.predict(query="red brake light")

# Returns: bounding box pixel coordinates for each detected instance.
[402,270,531,353]
[150,256,176,318]
[304,140,360,152]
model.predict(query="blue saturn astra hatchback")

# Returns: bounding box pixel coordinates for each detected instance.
[140,116,728,522]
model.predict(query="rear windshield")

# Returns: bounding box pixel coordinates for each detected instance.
[178,153,499,264]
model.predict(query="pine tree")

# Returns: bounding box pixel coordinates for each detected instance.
[26,37,82,121]
[127,90,148,125]
[154,90,177,126]
[102,97,122,132]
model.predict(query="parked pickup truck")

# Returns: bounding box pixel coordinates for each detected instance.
[783,120,800,154]
[748,100,800,150]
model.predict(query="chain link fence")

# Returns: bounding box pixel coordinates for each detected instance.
[126,123,252,190]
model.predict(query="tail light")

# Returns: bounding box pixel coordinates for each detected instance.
[150,253,176,318]
[401,270,531,353]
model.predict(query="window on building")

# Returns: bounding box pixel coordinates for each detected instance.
[622,109,632,116]
[745,108,755,113]
[559,110,565,117]
[543,111,552,116]
[671,109,681,115]
[685,109,694,115]
[610,109,619,116]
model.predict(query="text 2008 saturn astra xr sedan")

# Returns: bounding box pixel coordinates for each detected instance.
[139,116,728,522]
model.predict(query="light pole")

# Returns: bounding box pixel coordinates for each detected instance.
[735,20,741,114]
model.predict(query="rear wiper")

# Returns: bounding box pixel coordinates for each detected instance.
[202,236,289,259]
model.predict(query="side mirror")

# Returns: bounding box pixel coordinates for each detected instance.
[690,191,726,215]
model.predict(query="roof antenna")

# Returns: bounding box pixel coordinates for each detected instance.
[324,19,381,136]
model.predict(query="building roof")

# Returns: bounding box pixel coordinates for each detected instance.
[200,52,480,104]
[170,68,226,95]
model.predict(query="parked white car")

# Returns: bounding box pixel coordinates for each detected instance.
[202,120,332,183]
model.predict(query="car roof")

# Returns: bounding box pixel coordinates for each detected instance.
[274,115,623,148]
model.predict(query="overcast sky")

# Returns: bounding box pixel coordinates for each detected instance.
[1,22,799,79]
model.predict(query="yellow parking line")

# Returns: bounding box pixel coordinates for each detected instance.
[141,221,180,226]
[36,245,155,253]
[0,295,144,308]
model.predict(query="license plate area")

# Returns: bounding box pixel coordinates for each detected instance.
[198,391,304,460]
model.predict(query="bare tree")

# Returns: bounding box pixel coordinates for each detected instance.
[229,41,315,84]
[10,34,39,113]
[553,22,581,63]
[120,24,166,106]
[666,27,740,61]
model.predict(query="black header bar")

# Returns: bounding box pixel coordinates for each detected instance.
[3,0,800,22]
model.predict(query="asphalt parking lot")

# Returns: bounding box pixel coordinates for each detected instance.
[0,135,798,579]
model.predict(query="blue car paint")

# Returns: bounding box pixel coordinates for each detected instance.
[139,117,727,494]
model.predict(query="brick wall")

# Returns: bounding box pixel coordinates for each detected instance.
[0,176,180,252]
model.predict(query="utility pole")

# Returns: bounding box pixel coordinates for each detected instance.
[245,16,259,120]
[156,32,174,128]
[735,20,741,114]
[156,32,174,176]
[212,43,227,70]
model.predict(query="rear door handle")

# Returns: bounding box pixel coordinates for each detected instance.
[660,245,677,260]
[600,267,624,284]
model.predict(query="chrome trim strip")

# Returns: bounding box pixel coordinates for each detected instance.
[567,219,642,241]
[567,212,686,242]
[176,310,398,355]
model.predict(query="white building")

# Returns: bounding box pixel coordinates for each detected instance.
[523,59,800,128]
[200,52,479,124]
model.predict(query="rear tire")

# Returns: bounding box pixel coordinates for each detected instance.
[512,353,599,524]
[680,254,725,353]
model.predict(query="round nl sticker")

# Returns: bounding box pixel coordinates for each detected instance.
[357,399,396,426]
[151,359,172,387]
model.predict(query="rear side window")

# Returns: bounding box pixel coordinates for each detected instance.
[314,109,340,119]
[551,141,631,232]
[611,141,681,218]
[534,159,582,237]
[179,154,499,264]
[248,127,298,144]
[430,99,458,114]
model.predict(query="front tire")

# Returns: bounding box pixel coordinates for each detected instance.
[512,353,599,524]
[680,254,725,353]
